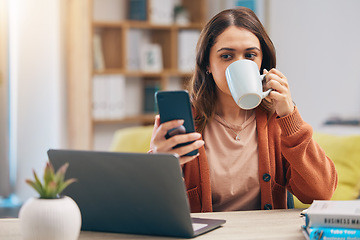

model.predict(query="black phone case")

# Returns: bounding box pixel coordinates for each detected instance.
[155,90,198,156]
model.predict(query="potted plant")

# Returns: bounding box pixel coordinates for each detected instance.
[19,162,81,240]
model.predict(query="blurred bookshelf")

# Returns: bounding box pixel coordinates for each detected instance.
[66,0,207,149]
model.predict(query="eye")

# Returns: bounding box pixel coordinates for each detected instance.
[245,53,257,59]
[220,54,233,60]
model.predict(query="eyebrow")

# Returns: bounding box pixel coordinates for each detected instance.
[217,47,261,52]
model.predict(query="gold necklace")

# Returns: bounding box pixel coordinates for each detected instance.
[216,111,248,141]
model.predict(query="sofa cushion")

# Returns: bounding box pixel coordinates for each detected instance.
[110,125,154,153]
[294,132,360,208]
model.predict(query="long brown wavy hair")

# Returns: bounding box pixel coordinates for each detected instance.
[187,7,276,133]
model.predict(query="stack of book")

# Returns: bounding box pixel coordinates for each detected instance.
[143,81,160,114]
[93,32,105,71]
[92,75,126,120]
[128,0,147,21]
[178,30,200,72]
[302,200,360,240]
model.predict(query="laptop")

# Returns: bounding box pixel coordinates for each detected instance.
[48,149,225,238]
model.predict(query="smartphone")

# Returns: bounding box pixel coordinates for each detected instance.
[155,90,198,156]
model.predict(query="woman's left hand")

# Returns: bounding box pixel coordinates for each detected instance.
[263,68,295,117]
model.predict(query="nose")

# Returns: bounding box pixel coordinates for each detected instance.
[235,56,246,62]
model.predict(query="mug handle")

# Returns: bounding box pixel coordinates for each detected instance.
[260,74,272,99]
[261,88,272,99]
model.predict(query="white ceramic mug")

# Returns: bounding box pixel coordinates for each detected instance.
[225,59,272,110]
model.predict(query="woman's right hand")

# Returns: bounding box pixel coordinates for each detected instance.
[150,115,204,165]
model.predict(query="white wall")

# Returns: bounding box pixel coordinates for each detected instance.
[9,0,66,202]
[268,0,360,129]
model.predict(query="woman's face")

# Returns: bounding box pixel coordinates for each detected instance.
[208,26,263,97]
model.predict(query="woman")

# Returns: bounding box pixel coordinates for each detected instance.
[149,7,337,212]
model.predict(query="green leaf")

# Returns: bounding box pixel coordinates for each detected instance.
[45,181,58,199]
[25,179,43,195]
[32,170,44,194]
[44,162,55,187]
[54,162,69,186]
[57,178,77,195]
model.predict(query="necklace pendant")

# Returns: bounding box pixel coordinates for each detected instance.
[235,135,241,141]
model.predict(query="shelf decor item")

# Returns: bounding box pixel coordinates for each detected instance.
[174,5,190,25]
[140,43,163,72]
[19,162,81,240]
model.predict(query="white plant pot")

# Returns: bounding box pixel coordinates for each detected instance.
[19,196,81,240]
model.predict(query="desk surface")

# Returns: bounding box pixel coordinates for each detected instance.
[0,209,306,240]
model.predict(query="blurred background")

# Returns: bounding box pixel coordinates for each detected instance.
[1,0,360,211]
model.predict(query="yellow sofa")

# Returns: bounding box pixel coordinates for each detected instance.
[294,132,360,208]
[110,125,154,153]
[110,126,360,207]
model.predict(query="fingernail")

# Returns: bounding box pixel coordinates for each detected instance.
[196,140,205,147]
[194,132,202,138]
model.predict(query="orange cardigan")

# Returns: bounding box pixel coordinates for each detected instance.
[181,107,338,212]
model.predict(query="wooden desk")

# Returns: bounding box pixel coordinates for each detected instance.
[0,209,305,239]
